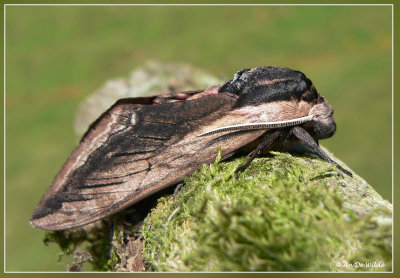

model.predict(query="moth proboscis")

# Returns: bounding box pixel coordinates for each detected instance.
[31,66,352,231]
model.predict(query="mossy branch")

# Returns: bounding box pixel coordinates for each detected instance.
[44,148,392,272]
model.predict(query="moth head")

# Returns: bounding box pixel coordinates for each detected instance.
[306,96,336,139]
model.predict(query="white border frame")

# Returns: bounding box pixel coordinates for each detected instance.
[3,3,394,274]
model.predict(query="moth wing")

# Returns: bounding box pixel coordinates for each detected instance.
[31,93,264,230]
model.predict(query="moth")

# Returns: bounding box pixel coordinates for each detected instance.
[31,66,352,231]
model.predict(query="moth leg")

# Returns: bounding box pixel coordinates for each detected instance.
[235,130,282,178]
[291,126,353,177]
[173,182,185,199]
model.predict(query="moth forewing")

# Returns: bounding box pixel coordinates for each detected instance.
[30,92,266,230]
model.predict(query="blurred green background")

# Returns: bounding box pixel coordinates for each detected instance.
[5,5,391,271]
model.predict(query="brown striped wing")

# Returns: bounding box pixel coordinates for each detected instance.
[30,93,265,230]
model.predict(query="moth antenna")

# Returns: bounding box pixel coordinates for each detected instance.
[197,115,313,137]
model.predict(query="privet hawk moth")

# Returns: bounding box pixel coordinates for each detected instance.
[31,66,352,231]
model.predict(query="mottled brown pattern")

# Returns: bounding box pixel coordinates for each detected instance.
[31,66,340,231]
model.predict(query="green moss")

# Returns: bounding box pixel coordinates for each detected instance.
[142,151,392,272]
[347,207,392,271]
